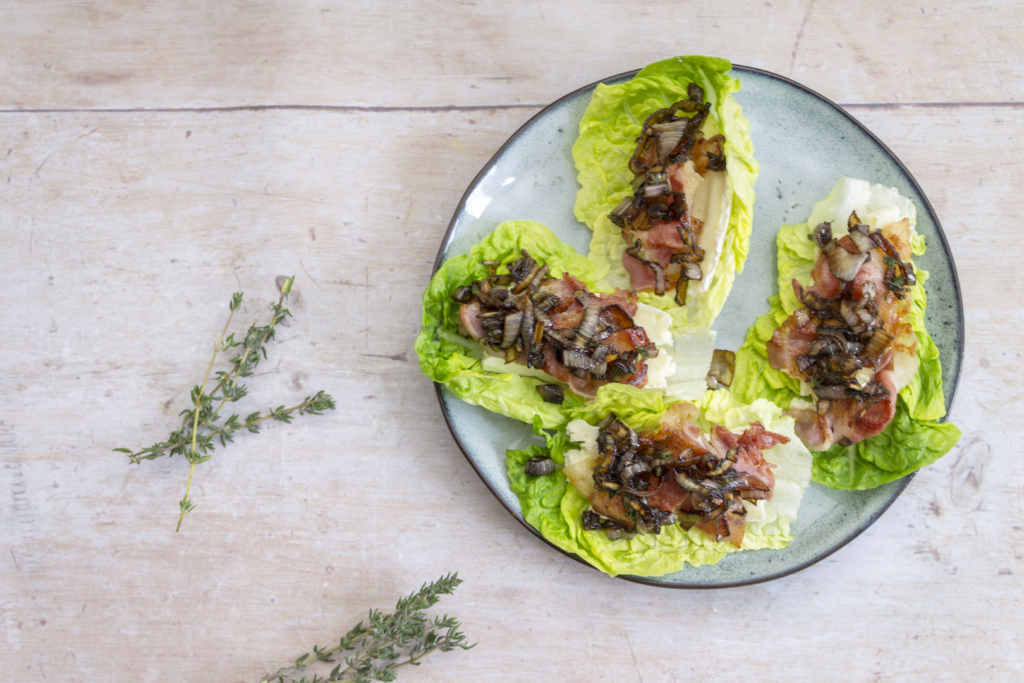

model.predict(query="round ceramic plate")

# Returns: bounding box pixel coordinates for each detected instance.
[432,65,964,588]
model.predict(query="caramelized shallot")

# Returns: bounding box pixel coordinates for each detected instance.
[707,349,736,388]
[525,456,557,477]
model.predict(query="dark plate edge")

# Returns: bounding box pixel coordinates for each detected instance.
[428,64,965,589]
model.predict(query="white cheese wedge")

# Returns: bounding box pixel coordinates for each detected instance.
[676,160,705,215]
[689,170,732,302]
[742,499,767,523]
[565,419,600,465]
[562,419,601,494]
[890,348,921,394]
[632,303,674,347]
[633,303,675,389]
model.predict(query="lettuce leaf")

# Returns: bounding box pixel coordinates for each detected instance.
[811,397,961,490]
[731,178,961,489]
[417,219,724,427]
[415,220,591,429]
[572,56,759,330]
[507,386,813,577]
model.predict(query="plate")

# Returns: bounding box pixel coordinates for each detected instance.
[431,65,964,588]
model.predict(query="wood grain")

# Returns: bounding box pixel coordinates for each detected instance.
[1,3,1022,682]
[1,1,1022,110]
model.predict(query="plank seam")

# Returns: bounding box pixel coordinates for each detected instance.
[0,102,1019,115]
[0,104,547,114]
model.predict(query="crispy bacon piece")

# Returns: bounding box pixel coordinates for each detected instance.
[768,218,918,449]
[609,90,724,298]
[766,313,819,374]
[622,249,661,291]
[571,406,783,548]
[455,255,657,399]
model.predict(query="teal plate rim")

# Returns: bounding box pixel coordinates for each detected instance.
[429,65,964,589]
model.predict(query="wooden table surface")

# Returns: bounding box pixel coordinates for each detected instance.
[2,2,1021,681]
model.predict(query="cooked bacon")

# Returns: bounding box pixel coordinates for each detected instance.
[646,475,688,512]
[850,249,886,303]
[769,218,919,449]
[570,404,786,547]
[591,494,631,528]
[669,160,704,212]
[603,327,654,353]
[457,254,659,399]
[534,323,650,399]
[560,273,590,291]
[550,307,584,331]
[648,425,700,458]
[539,345,572,384]
[732,422,782,494]
[539,275,581,315]
[793,354,899,447]
[766,313,819,371]
[653,419,782,546]
[612,104,724,296]
[587,290,639,317]
[622,243,683,294]
[807,250,843,299]
[857,363,898,435]
[537,346,606,398]
[711,424,739,453]
[622,249,659,291]
[541,272,639,319]
[649,420,712,458]
[643,220,686,252]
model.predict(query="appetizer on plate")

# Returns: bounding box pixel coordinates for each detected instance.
[416,220,716,429]
[731,178,961,489]
[507,387,812,577]
[768,210,918,449]
[573,56,759,330]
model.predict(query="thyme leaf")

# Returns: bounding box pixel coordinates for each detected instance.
[259,573,475,683]
[117,277,337,530]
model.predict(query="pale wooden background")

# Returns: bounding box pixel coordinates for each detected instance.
[1,2,1021,681]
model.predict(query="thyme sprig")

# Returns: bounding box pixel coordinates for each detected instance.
[260,573,475,683]
[116,277,337,530]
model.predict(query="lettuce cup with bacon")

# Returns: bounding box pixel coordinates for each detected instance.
[507,387,813,577]
[573,56,758,330]
[731,177,961,489]
[417,220,718,429]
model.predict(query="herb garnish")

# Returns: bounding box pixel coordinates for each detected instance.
[260,573,475,683]
[116,277,336,530]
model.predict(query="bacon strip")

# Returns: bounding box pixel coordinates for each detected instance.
[460,271,655,399]
[768,219,918,449]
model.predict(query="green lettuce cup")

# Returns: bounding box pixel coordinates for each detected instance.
[417,220,727,429]
[573,56,758,331]
[730,177,961,489]
[416,220,592,429]
[507,387,813,577]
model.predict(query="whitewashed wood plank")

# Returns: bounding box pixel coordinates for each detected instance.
[0,1,1021,110]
